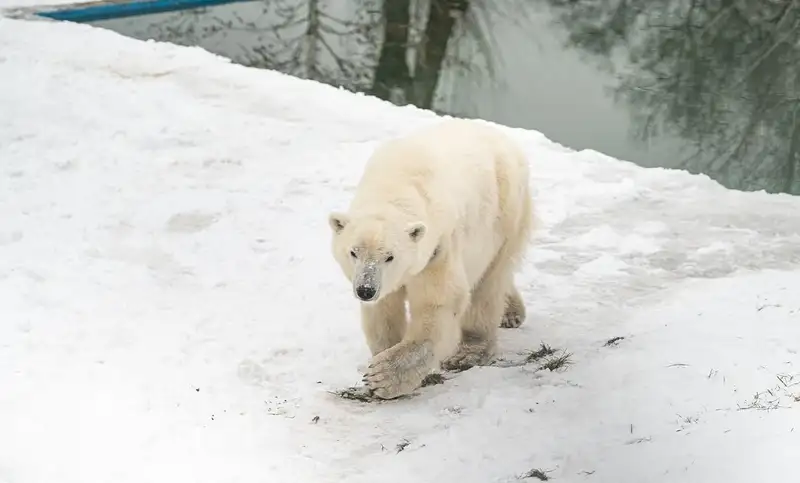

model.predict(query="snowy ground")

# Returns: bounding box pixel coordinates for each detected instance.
[1,0,86,11]
[1,11,800,483]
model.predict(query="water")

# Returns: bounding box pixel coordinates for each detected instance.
[89,0,800,195]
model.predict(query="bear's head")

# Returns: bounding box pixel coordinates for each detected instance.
[328,211,427,303]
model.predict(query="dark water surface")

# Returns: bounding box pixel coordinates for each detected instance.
[91,0,800,195]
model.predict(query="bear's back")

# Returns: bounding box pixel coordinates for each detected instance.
[352,118,530,239]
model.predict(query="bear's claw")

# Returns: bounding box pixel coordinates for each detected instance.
[441,344,492,372]
[362,341,432,399]
[500,312,524,329]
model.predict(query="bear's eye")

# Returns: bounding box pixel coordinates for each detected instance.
[385,255,394,263]
[350,249,357,259]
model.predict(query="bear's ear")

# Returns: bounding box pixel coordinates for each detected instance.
[328,212,349,234]
[406,222,427,242]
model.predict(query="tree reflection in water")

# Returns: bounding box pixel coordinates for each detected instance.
[545,0,800,195]
[92,0,800,195]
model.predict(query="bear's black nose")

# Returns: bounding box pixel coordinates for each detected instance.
[356,284,377,301]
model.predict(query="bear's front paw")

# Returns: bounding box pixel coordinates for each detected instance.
[441,343,493,372]
[363,341,433,400]
[500,311,524,329]
[501,294,526,329]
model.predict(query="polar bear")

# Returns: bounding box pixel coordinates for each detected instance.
[328,118,534,399]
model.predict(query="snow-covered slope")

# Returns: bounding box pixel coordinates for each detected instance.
[1,15,799,483]
[0,0,88,11]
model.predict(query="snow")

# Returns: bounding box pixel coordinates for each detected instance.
[1,13,800,483]
[0,0,84,10]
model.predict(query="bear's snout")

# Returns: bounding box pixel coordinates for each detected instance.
[355,284,377,302]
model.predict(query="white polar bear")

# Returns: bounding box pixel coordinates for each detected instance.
[328,118,534,399]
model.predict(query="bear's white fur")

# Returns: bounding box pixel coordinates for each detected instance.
[328,118,534,399]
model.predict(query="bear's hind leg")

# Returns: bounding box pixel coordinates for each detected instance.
[360,287,407,356]
[441,256,511,371]
[500,284,526,329]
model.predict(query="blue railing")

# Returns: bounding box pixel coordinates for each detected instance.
[37,0,254,22]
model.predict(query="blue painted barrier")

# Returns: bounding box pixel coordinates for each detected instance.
[37,0,255,22]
